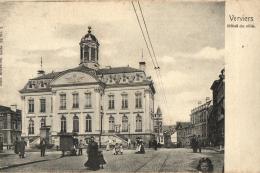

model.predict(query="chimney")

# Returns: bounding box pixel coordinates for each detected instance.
[139,61,146,72]
[10,104,17,112]
[198,101,202,105]
[206,97,210,102]
[37,70,45,77]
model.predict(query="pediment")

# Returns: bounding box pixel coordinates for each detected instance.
[51,71,98,86]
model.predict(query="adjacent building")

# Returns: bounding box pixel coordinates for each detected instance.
[162,125,176,147]
[154,107,164,144]
[176,122,192,147]
[19,27,157,146]
[208,69,225,147]
[190,98,212,146]
[0,105,22,149]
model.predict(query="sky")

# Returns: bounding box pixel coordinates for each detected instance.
[0,1,225,125]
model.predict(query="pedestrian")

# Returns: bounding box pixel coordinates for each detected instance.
[78,139,84,156]
[140,142,145,154]
[98,150,106,169]
[198,135,202,153]
[191,135,198,153]
[73,137,79,156]
[40,138,47,157]
[127,138,131,149]
[19,138,26,158]
[153,139,158,150]
[196,157,214,173]
[106,141,110,151]
[14,137,19,154]
[114,143,120,155]
[119,144,123,155]
[84,136,100,171]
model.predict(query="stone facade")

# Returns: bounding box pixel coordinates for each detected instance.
[154,107,164,144]
[19,27,156,146]
[176,122,192,147]
[0,105,22,149]
[190,100,212,146]
[208,69,225,146]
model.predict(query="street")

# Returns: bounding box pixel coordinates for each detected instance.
[1,148,224,172]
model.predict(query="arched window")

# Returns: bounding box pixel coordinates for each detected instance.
[40,117,46,127]
[28,119,34,134]
[136,114,142,132]
[73,115,79,132]
[83,46,90,62]
[109,116,115,132]
[61,116,66,133]
[85,114,92,132]
[122,116,128,132]
[91,47,96,61]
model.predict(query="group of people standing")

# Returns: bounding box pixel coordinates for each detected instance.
[191,135,202,153]
[135,138,145,154]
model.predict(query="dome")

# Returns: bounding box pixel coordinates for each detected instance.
[80,26,99,44]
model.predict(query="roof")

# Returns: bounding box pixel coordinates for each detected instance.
[0,105,21,114]
[30,66,143,80]
[176,122,191,129]
[30,65,95,80]
[156,107,162,115]
[97,66,143,75]
[210,79,221,90]
[31,71,61,80]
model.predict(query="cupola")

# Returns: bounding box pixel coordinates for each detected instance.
[79,26,100,69]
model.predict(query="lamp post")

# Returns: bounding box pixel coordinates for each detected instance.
[99,106,104,148]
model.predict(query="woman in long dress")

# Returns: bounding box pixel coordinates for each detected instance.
[84,137,100,171]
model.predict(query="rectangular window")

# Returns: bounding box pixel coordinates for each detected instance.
[72,93,79,108]
[28,99,34,113]
[40,99,46,113]
[85,93,92,108]
[51,97,53,113]
[84,46,90,62]
[135,93,142,108]
[121,94,128,109]
[91,47,95,61]
[60,94,66,110]
[108,95,115,109]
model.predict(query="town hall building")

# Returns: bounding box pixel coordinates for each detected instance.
[20,27,158,146]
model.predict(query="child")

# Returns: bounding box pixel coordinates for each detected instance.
[119,144,123,155]
[114,143,119,155]
[98,150,106,169]
[196,158,213,173]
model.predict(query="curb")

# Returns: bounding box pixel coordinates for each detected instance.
[0,159,48,170]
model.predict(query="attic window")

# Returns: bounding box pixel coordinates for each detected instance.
[136,74,140,81]
[123,75,126,82]
[109,75,113,83]
[40,81,45,88]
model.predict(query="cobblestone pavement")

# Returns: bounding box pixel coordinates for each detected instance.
[1,148,224,172]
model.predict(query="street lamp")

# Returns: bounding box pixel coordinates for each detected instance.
[99,106,104,148]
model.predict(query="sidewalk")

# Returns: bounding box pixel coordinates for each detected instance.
[0,151,61,170]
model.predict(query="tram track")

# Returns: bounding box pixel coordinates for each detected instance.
[133,153,160,173]
[158,153,170,173]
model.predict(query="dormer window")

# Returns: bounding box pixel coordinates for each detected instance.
[122,75,127,82]
[40,81,45,88]
[29,82,33,88]
[136,74,140,81]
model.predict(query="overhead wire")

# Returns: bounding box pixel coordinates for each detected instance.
[137,1,169,115]
[132,1,170,116]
